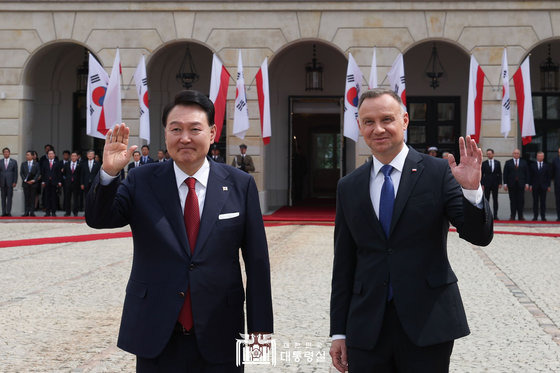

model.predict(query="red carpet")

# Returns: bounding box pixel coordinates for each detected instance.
[263,200,336,222]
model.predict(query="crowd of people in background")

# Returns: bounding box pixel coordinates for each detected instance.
[0,141,256,217]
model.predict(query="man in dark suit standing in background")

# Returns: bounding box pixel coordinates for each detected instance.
[41,149,61,216]
[481,148,502,220]
[140,145,154,165]
[80,150,100,196]
[330,89,493,373]
[127,150,141,175]
[529,151,551,221]
[552,147,560,221]
[86,90,273,372]
[503,148,529,220]
[63,151,81,217]
[1,147,18,216]
[20,150,40,216]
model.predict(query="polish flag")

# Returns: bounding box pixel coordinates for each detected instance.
[86,53,109,139]
[209,54,231,142]
[343,53,363,142]
[500,49,511,138]
[513,56,535,145]
[466,55,485,143]
[134,55,150,144]
[233,50,250,139]
[256,57,271,145]
[368,47,378,89]
[102,48,122,134]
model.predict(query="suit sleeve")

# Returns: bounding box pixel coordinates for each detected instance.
[240,176,273,333]
[330,180,357,336]
[444,165,493,247]
[85,171,132,229]
[12,161,18,184]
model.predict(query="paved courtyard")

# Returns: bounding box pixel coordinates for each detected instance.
[0,221,559,372]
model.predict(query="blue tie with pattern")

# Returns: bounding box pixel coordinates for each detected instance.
[379,164,394,300]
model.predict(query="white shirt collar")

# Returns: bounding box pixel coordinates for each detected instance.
[173,158,210,190]
[371,144,409,177]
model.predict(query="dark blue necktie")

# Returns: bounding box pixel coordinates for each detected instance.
[379,164,395,300]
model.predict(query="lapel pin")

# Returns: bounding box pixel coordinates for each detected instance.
[223,186,228,191]
[412,168,417,172]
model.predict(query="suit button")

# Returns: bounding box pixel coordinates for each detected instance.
[179,292,185,297]
[189,263,195,270]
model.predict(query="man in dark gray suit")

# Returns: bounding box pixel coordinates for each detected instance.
[1,147,18,216]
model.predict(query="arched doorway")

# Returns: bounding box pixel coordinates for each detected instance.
[521,39,560,162]
[404,40,470,158]
[266,40,348,210]
[146,41,213,155]
[23,42,99,158]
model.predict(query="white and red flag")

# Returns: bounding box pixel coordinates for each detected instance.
[103,48,122,133]
[500,49,511,138]
[134,55,150,144]
[209,54,231,142]
[368,47,378,89]
[513,56,536,145]
[256,57,271,145]
[466,55,485,143]
[387,53,407,108]
[232,51,250,139]
[86,53,109,139]
[343,53,363,142]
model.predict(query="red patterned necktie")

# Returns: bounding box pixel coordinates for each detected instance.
[178,177,200,331]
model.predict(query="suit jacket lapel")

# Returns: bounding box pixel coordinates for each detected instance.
[152,161,189,256]
[391,147,424,236]
[194,161,231,256]
[354,160,386,239]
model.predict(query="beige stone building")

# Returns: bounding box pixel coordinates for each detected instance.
[1,1,559,214]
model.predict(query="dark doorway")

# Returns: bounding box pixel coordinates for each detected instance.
[406,96,461,158]
[289,97,342,205]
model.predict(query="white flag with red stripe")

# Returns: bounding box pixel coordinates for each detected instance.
[103,48,122,133]
[134,55,150,144]
[466,55,485,143]
[513,56,535,145]
[368,47,378,89]
[256,57,271,145]
[500,49,511,138]
[387,53,407,141]
[209,54,231,142]
[233,51,250,139]
[343,53,363,142]
[86,53,109,139]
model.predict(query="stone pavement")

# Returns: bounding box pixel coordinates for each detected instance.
[0,221,559,372]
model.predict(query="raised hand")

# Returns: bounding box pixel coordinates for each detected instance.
[447,136,482,190]
[102,123,138,176]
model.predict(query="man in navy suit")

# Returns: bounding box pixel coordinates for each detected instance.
[86,90,273,372]
[40,149,61,216]
[330,89,493,373]
[20,150,41,216]
[553,147,560,221]
[80,150,100,195]
[481,148,502,220]
[529,151,551,221]
[140,145,154,165]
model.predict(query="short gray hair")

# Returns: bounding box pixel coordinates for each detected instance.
[358,88,403,110]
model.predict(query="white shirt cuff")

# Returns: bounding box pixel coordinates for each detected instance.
[100,168,119,186]
[331,334,346,341]
[462,185,483,208]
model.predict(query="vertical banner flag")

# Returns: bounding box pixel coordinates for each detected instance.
[134,55,150,144]
[209,54,231,142]
[233,50,250,139]
[256,57,271,145]
[368,47,378,89]
[103,48,122,134]
[466,55,485,143]
[513,56,536,145]
[86,53,109,139]
[500,48,511,138]
[343,53,363,142]
[387,53,407,141]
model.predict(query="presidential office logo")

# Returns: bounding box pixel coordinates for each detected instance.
[236,333,276,367]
